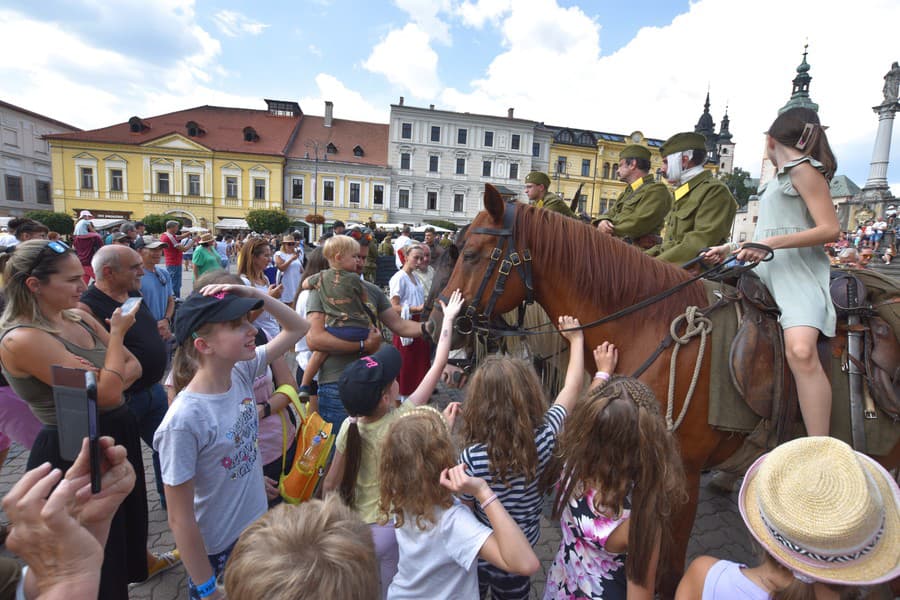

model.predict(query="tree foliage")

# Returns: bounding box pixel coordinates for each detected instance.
[719,167,755,207]
[141,214,170,234]
[422,219,459,232]
[24,210,74,236]
[246,209,291,234]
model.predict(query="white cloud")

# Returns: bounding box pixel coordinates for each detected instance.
[363,23,441,98]
[456,0,511,29]
[308,44,323,57]
[394,0,454,45]
[212,10,269,37]
[298,74,387,123]
[438,0,900,183]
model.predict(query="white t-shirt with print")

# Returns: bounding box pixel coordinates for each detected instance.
[154,346,269,554]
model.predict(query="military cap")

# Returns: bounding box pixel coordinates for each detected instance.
[525,171,551,187]
[660,132,706,157]
[620,144,651,160]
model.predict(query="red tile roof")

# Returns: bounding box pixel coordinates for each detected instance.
[286,115,388,167]
[45,105,302,157]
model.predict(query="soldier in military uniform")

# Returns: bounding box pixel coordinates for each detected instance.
[349,226,377,283]
[646,132,737,264]
[594,144,672,249]
[524,171,577,218]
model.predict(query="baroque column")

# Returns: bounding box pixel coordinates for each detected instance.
[857,61,899,212]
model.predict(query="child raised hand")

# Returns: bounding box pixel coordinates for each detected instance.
[590,341,618,390]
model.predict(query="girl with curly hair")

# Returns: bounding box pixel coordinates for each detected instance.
[378,407,539,600]
[457,318,615,600]
[541,377,687,599]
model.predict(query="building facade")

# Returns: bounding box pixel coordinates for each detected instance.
[284,101,391,239]
[547,128,666,218]
[387,102,548,225]
[47,100,300,229]
[1,100,80,217]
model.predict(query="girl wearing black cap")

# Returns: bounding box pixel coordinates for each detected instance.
[322,289,463,598]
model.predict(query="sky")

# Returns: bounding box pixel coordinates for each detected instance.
[2,0,899,194]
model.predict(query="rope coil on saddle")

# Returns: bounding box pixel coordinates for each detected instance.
[666,306,713,432]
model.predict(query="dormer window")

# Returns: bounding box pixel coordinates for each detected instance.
[578,132,595,145]
[128,116,146,133]
[353,145,364,157]
[243,127,259,142]
[557,130,573,143]
[185,121,203,137]
[326,143,337,154]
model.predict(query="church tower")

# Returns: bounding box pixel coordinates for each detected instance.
[717,108,735,173]
[694,91,719,165]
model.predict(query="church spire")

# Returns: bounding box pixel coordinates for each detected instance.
[718,105,732,143]
[780,43,819,114]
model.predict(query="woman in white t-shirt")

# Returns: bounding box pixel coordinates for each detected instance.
[388,243,427,396]
[237,237,282,341]
[274,236,303,307]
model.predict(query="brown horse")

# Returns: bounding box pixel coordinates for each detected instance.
[427,185,899,595]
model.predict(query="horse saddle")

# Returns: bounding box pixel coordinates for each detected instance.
[727,273,797,441]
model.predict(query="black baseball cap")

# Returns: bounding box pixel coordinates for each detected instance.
[174,291,263,345]
[338,345,402,416]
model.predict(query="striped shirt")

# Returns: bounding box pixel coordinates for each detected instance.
[459,404,567,545]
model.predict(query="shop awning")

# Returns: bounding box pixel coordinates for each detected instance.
[215,218,249,230]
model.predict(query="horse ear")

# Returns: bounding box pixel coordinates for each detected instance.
[484,184,504,222]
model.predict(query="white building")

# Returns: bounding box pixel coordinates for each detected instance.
[388,101,549,225]
[1,100,79,216]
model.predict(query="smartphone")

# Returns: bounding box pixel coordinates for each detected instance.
[121,296,142,315]
[85,371,101,494]
[51,366,90,462]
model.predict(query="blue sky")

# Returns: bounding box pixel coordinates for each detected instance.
[1,0,898,192]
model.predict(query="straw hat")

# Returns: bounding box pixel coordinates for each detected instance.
[739,437,900,585]
[199,233,215,245]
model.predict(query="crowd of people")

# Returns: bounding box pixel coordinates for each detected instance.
[0,105,896,600]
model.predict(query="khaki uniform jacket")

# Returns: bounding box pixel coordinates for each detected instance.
[535,191,577,219]
[595,175,672,239]
[647,170,737,264]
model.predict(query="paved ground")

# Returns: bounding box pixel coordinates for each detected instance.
[0,265,755,598]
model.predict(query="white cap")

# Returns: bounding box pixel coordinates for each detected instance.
[79,210,93,218]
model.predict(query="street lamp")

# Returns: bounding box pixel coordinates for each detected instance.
[305,140,327,241]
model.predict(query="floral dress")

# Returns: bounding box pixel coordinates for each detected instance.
[543,486,629,599]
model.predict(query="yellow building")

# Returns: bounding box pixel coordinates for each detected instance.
[547,129,666,219]
[47,100,302,229]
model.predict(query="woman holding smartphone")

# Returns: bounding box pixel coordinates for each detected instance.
[0,239,153,599]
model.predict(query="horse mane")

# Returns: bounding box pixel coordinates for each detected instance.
[514,203,708,320]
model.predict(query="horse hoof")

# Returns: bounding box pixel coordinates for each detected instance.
[708,470,740,494]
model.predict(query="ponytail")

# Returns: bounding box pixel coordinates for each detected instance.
[339,422,362,506]
[767,107,837,181]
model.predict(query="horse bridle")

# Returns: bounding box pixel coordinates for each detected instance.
[438,200,535,336]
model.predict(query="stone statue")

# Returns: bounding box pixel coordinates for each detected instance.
[883,61,900,103]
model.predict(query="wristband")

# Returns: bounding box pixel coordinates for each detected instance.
[481,494,498,509]
[593,371,610,382]
[195,575,217,598]
[275,384,301,408]
[262,401,272,418]
[359,339,365,354]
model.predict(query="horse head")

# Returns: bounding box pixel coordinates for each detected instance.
[426,184,532,347]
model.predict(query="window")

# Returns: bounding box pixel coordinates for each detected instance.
[578,195,587,213]
[453,193,464,213]
[110,169,123,192]
[323,180,335,202]
[254,178,266,200]
[482,160,492,177]
[5,175,22,201]
[581,159,591,177]
[556,156,567,174]
[350,182,360,204]
[36,180,50,204]
[511,134,520,150]
[353,145,364,157]
[484,131,493,147]
[401,123,412,139]
[427,191,437,211]
[457,128,467,144]
[455,158,465,175]
[373,184,384,205]
[509,163,519,180]
[429,155,439,172]
[227,176,239,198]
[81,168,94,190]
[400,152,410,170]
[430,126,440,142]
[602,162,610,179]
[292,178,303,200]
[739,232,747,242]
[188,174,201,196]
[398,189,410,209]
[557,131,573,143]
[532,142,540,157]
[599,199,609,214]
[326,143,337,154]
[156,172,169,194]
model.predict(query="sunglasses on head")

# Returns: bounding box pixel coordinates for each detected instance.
[23,240,69,276]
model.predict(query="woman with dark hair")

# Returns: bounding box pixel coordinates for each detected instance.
[0,239,151,598]
[704,106,840,437]
[7,217,49,244]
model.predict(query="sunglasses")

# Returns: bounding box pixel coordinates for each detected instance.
[24,240,70,276]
